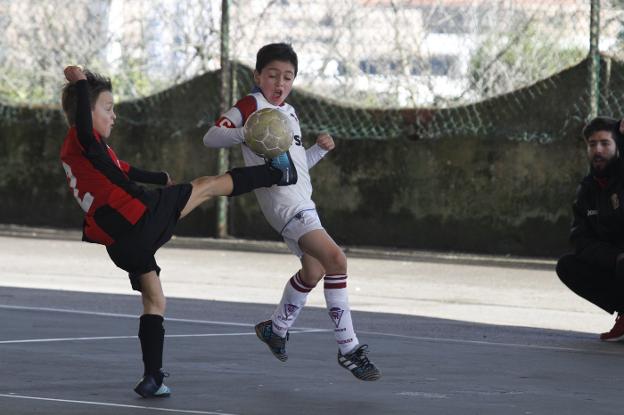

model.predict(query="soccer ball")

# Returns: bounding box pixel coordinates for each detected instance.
[243,108,293,159]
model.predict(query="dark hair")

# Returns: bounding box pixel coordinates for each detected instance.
[61,69,112,126]
[255,43,298,76]
[583,116,623,142]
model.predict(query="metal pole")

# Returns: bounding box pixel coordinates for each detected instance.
[217,0,231,238]
[589,0,600,119]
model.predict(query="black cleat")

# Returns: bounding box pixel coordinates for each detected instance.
[268,151,297,186]
[337,344,381,381]
[255,320,289,361]
[134,371,171,398]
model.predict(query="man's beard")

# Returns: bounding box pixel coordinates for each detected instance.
[591,155,621,178]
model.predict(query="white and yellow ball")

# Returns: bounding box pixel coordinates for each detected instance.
[243,108,293,159]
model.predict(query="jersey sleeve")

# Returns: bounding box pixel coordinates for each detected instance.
[117,160,167,185]
[127,166,168,185]
[305,144,329,169]
[118,159,131,174]
[74,80,103,156]
[202,95,258,148]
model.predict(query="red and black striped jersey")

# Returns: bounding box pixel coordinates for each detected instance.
[60,80,167,245]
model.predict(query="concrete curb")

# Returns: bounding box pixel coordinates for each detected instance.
[0,224,556,270]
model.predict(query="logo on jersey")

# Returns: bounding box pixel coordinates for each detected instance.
[329,307,344,328]
[587,209,598,216]
[293,134,302,146]
[612,193,620,210]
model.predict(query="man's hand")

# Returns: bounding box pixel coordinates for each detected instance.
[64,66,86,83]
[316,133,335,151]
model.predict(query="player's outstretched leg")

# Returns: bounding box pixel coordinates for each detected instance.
[179,164,282,218]
[267,151,297,186]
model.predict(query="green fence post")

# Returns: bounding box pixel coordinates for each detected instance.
[217,0,231,238]
[589,0,600,119]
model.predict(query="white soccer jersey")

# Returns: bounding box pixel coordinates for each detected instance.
[203,90,328,234]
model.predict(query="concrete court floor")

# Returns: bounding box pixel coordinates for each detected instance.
[0,231,623,414]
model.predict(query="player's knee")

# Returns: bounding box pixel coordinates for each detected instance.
[143,292,166,315]
[299,269,323,287]
[326,248,347,273]
[556,254,575,284]
[191,176,217,198]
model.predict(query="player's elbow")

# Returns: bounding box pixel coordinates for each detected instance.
[202,127,220,148]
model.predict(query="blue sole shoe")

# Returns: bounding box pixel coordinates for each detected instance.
[134,371,171,398]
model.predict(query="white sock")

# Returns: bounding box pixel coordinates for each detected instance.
[324,274,359,354]
[271,271,314,337]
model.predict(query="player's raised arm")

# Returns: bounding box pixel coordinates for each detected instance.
[64,65,86,83]
[306,132,333,168]
[64,66,95,150]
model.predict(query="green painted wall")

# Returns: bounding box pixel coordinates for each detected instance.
[2,59,608,257]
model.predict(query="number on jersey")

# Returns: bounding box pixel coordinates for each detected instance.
[62,162,94,212]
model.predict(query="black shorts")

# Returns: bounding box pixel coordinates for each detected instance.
[106,183,193,291]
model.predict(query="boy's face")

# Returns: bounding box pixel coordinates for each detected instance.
[254,60,296,106]
[92,91,116,138]
[587,130,618,172]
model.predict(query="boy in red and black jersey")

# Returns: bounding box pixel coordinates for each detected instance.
[60,66,282,398]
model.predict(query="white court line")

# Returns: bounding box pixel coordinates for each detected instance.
[358,330,624,356]
[0,303,620,355]
[0,393,239,415]
[0,304,254,327]
[0,332,252,345]
[0,330,327,345]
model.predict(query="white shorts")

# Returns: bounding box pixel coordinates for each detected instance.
[281,209,324,258]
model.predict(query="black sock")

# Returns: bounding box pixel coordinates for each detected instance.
[138,314,165,378]
[228,165,281,196]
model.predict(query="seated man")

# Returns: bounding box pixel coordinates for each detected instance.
[557,116,624,341]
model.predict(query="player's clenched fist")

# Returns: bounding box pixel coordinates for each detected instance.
[64,66,86,83]
[316,132,335,151]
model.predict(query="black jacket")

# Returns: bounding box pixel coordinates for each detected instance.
[570,165,624,269]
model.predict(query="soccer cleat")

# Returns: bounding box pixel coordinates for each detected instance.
[600,313,624,341]
[134,371,171,398]
[337,344,381,381]
[268,151,297,186]
[255,320,289,361]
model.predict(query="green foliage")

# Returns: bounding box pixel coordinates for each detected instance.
[110,57,166,100]
[468,23,586,98]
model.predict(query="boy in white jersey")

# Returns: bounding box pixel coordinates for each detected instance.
[203,43,380,381]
